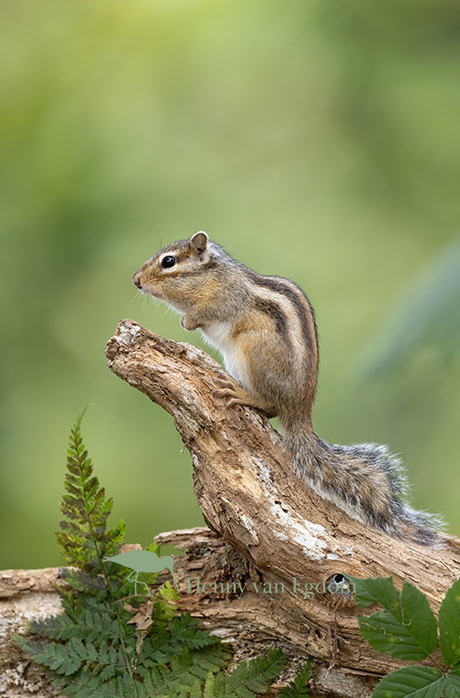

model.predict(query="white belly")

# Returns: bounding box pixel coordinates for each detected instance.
[201,322,250,389]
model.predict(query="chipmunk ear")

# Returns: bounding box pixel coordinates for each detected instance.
[189,231,209,254]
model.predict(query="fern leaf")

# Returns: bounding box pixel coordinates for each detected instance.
[137,613,226,669]
[168,613,223,651]
[58,567,108,596]
[203,671,225,698]
[60,673,135,698]
[15,637,85,676]
[56,407,126,574]
[138,647,226,696]
[27,607,118,645]
[224,648,288,697]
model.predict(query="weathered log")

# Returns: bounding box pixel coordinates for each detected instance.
[104,319,460,679]
[1,529,378,697]
[2,317,458,697]
[0,568,62,697]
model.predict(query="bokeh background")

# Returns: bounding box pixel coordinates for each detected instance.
[1,0,459,568]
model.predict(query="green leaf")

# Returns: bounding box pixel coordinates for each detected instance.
[56,407,126,574]
[443,670,460,698]
[400,583,438,656]
[438,578,460,668]
[353,576,437,660]
[27,607,122,645]
[359,612,425,660]
[351,576,401,615]
[372,666,445,698]
[151,581,180,621]
[16,638,87,676]
[138,646,224,696]
[224,648,288,697]
[203,671,224,698]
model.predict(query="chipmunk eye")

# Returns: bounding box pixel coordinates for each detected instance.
[161,255,176,269]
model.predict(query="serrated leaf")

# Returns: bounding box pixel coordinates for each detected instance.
[372,666,445,698]
[362,615,437,662]
[359,612,428,660]
[439,578,460,668]
[354,577,436,660]
[224,648,288,696]
[400,582,438,656]
[443,671,460,698]
[56,408,126,574]
[351,576,401,616]
[203,671,220,698]
[20,408,300,698]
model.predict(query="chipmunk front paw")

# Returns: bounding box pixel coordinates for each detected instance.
[212,378,276,417]
[212,378,248,407]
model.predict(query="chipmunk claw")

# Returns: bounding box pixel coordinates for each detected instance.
[214,378,238,391]
[212,378,247,406]
[212,377,275,414]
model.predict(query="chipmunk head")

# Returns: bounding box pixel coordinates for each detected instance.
[133,232,218,311]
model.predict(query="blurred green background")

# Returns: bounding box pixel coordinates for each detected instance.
[1,0,459,569]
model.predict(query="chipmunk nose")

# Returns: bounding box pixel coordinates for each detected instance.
[133,272,142,289]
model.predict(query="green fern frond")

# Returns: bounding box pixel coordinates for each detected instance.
[56,568,121,618]
[202,671,225,698]
[279,659,312,697]
[155,649,289,698]
[16,634,129,681]
[28,608,122,645]
[59,672,134,698]
[137,613,226,669]
[168,613,223,652]
[56,407,126,574]
[151,581,180,621]
[137,646,226,696]
[223,648,289,697]
[15,637,86,677]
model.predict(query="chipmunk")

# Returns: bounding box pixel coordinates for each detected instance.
[133,231,444,546]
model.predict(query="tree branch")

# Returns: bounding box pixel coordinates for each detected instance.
[105,319,460,677]
[2,318,458,697]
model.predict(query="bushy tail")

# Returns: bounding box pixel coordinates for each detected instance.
[286,428,445,547]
